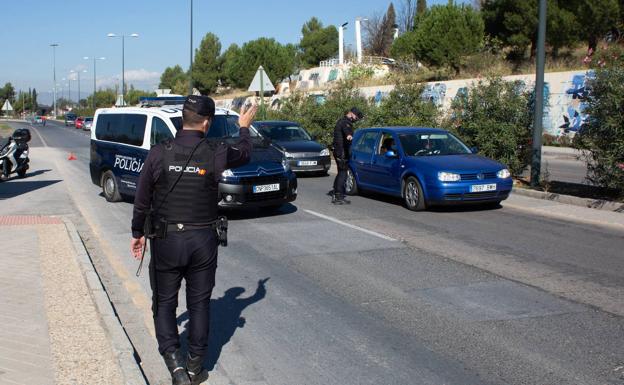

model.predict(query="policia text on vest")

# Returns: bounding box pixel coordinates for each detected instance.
[130,97,258,385]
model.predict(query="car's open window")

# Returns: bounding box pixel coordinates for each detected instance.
[353,131,378,154]
[378,133,396,155]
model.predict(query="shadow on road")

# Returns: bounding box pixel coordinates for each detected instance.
[0,178,61,200]
[177,278,270,371]
[332,189,502,212]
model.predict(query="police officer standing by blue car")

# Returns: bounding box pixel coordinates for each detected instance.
[332,107,363,204]
[130,96,257,385]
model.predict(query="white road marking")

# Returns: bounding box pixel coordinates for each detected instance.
[30,125,49,147]
[304,209,397,241]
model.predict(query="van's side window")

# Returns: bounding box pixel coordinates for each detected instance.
[95,113,147,146]
[151,117,173,146]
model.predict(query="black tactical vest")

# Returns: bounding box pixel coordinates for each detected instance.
[152,140,219,223]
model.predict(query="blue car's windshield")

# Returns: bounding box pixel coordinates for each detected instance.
[257,124,311,141]
[399,133,471,156]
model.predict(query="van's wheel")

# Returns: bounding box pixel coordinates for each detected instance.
[101,170,122,202]
[403,176,426,211]
[345,168,358,195]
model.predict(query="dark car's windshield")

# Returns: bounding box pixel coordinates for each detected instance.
[257,124,311,141]
[399,132,471,156]
[170,115,258,138]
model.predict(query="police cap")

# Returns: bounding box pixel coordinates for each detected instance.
[183,95,215,118]
[350,107,364,119]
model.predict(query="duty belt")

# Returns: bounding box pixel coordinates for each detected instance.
[166,222,219,232]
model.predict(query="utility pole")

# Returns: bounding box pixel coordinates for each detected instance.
[50,43,59,117]
[531,0,547,187]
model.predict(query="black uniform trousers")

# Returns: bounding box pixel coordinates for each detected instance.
[149,228,218,357]
[333,153,349,196]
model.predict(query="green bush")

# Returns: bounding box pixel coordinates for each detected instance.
[367,83,440,127]
[573,45,624,194]
[268,80,369,145]
[446,77,532,176]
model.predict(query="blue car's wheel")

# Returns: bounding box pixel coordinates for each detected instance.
[345,168,358,195]
[403,176,426,211]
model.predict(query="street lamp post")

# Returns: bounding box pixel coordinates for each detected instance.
[84,56,106,110]
[189,0,194,94]
[107,33,139,106]
[71,69,88,109]
[50,43,59,117]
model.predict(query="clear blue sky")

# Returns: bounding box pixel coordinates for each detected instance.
[0,0,457,104]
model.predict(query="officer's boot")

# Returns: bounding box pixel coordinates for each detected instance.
[187,353,209,385]
[163,349,191,385]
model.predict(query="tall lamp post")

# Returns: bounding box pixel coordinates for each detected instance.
[189,0,194,94]
[107,33,139,106]
[50,43,59,117]
[84,56,106,110]
[71,69,88,109]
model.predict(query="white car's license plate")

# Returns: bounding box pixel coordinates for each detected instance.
[253,183,280,193]
[297,160,317,166]
[470,183,497,192]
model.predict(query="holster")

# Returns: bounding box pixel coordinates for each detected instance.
[144,212,168,239]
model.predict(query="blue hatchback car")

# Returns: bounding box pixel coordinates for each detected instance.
[345,127,513,210]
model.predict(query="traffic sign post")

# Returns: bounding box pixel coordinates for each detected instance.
[2,99,14,119]
[248,66,274,120]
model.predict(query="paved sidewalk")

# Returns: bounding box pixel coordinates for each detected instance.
[0,216,139,385]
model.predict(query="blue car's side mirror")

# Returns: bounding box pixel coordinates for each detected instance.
[470,146,479,154]
[385,150,398,158]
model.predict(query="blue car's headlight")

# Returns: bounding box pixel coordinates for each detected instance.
[497,168,511,179]
[284,151,293,158]
[320,148,330,156]
[282,158,291,172]
[438,172,461,182]
[222,169,234,177]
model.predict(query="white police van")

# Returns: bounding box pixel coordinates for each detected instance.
[89,102,297,208]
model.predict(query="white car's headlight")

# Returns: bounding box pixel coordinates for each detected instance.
[320,148,330,156]
[282,158,291,172]
[284,151,293,158]
[497,168,511,179]
[438,172,461,182]
[221,169,234,177]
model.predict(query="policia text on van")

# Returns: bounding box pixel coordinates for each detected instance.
[89,102,297,208]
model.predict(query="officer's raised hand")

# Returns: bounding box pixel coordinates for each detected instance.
[238,103,258,128]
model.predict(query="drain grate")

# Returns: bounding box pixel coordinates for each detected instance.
[0,216,63,225]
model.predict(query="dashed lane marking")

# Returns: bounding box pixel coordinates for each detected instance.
[303,209,397,241]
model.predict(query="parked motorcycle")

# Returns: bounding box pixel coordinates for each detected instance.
[0,128,31,181]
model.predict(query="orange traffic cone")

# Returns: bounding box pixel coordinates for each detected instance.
[68,153,77,161]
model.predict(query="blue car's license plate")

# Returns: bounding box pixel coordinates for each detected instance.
[470,183,497,192]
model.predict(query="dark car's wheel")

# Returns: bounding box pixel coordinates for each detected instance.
[345,168,358,195]
[101,170,122,202]
[403,176,426,211]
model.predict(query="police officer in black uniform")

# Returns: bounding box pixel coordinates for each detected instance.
[130,96,257,385]
[332,107,363,204]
